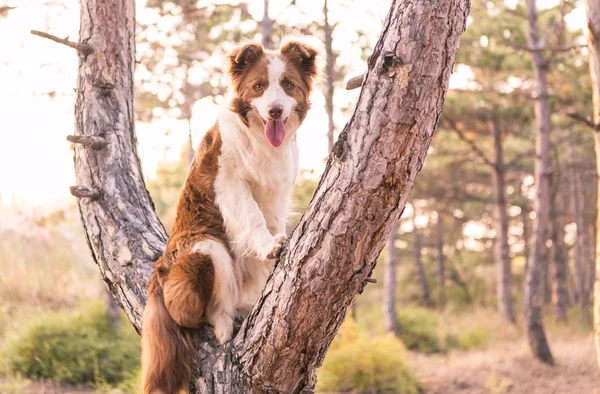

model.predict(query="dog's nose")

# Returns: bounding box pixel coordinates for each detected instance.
[268,105,283,119]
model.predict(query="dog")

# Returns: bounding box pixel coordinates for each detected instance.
[141,38,319,394]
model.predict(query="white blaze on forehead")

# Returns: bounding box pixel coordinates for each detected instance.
[251,56,297,120]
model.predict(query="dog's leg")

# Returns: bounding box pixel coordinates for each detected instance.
[215,179,285,260]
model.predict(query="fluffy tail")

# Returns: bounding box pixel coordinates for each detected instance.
[141,255,208,394]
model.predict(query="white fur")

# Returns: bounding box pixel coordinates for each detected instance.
[251,57,297,121]
[191,239,238,342]
[214,101,299,322]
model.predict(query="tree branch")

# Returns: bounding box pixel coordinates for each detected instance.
[30,30,93,55]
[444,118,496,168]
[568,112,600,131]
[345,72,365,90]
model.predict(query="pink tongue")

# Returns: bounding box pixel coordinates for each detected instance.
[265,119,286,147]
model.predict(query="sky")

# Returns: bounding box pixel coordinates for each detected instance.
[0,0,587,211]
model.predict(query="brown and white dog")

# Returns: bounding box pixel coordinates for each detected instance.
[141,39,319,394]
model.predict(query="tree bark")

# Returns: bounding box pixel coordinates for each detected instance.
[490,111,516,323]
[323,0,335,153]
[584,0,600,371]
[384,222,400,335]
[524,0,554,365]
[72,0,471,391]
[412,205,431,305]
[550,175,569,322]
[74,0,167,333]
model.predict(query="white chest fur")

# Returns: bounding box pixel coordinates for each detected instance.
[214,106,298,257]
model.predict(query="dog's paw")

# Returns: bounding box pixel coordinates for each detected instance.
[266,233,286,260]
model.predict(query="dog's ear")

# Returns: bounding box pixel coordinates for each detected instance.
[280,40,319,79]
[227,43,264,77]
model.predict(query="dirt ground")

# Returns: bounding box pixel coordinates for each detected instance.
[408,334,600,394]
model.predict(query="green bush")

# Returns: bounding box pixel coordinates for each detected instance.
[3,301,140,386]
[446,325,490,351]
[317,317,422,394]
[397,308,442,354]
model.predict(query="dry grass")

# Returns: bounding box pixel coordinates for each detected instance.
[409,334,600,394]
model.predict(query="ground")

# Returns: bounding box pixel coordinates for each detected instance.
[410,334,600,394]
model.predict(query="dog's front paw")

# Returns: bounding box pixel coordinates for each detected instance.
[266,233,286,260]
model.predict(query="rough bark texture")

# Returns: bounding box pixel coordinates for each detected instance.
[585,0,600,372]
[550,178,569,322]
[384,222,400,335]
[524,0,554,365]
[72,0,470,391]
[74,0,167,333]
[323,0,335,153]
[490,112,516,323]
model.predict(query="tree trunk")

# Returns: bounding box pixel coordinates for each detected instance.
[490,111,516,323]
[412,206,431,305]
[584,0,600,371]
[522,202,530,279]
[72,0,470,391]
[384,222,400,335]
[569,130,592,323]
[524,0,554,365]
[74,0,166,333]
[323,0,335,153]
[550,177,569,322]
[261,0,272,49]
[436,215,446,306]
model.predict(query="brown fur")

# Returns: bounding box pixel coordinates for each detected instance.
[142,125,227,394]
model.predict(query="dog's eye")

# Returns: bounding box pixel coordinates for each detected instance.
[283,81,294,89]
[254,83,264,91]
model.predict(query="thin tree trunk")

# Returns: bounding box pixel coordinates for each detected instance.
[436,215,446,307]
[69,0,470,391]
[412,206,431,305]
[384,222,400,335]
[550,177,569,322]
[569,131,592,323]
[584,0,600,371]
[524,0,554,365]
[261,0,272,49]
[324,0,335,153]
[522,202,530,278]
[490,111,516,323]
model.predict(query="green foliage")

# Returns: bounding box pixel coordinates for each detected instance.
[317,317,422,394]
[3,301,140,386]
[446,325,490,351]
[396,308,442,354]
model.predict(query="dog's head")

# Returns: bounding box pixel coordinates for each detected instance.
[227,39,319,148]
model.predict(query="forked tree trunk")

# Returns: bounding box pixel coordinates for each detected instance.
[490,111,516,323]
[384,222,400,335]
[524,0,554,365]
[70,0,470,391]
[584,0,600,371]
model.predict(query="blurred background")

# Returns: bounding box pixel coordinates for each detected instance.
[0,0,598,393]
